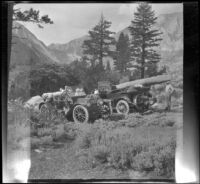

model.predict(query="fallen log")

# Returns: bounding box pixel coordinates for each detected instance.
[116,75,171,89]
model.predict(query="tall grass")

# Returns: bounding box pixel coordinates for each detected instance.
[7,99,31,151]
[7,99,178,178]
[8,99,67,150]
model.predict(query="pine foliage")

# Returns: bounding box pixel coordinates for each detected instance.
[128,2,162,78]
[114,32,130,73]
[82,14,116,69]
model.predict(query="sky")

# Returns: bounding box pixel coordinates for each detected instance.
[15,3,183,46]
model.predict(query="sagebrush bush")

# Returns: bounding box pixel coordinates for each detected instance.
[75,120,176,178]
[133,151,154,171]
[8,100,70,150]
[89,145,110,164]
[74,123,97,149]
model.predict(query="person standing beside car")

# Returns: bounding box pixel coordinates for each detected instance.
[165,82,175,111]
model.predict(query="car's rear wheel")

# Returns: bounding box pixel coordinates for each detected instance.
[116,100,130,115]
[73,105,89,123]
[134,94,149,112]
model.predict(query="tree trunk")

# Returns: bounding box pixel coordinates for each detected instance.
[100,38,103,70]
[91,59,95,68]
[99,55,103,69]
[141,44,145,79]
[99,21,104,70]
[141,18,145,79]
[141,38,145,79]
[141,63,144,79]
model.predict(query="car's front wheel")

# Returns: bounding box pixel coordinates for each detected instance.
[73,105,89,123]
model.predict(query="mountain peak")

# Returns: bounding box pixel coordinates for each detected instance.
[11,11,183,68]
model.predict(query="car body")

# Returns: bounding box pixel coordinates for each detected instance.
[98,81,156,115]
[39,91,112,123]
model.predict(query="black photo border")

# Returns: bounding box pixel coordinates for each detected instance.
[1,1,199,183]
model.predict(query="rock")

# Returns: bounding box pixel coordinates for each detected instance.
[150,103,159,109]
[150,103,166,111]
[34,149,42,153]
[142,110,153,115]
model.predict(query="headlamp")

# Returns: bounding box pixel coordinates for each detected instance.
[97,99,103,105]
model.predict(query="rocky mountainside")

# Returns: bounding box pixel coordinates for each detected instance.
[9,22,60,82]
[116,12,183,52]
[10,12,183,80]
[48,12,183,69]
[11,22,60,66]
[48,36,89,63]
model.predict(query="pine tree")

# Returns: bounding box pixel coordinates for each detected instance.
[128,2,162,78]
[82,14,116,70]
[114,32,130,73]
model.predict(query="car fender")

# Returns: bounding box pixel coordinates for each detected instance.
[38,102,45,110]
[115,95,132,104]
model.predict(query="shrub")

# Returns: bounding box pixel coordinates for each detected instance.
[153,140,176,178]
[75,124,96,149]
[89,145,110,164]
[161,119,175,127]
[74,119,176,178]
[145,113,176,127]
[7,100,32,151]
[31,137,41,149]
[132,151,154,171]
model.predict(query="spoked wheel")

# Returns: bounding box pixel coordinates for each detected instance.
[116,100,130,115]
[134,94,149,112]
[73,105,89,123]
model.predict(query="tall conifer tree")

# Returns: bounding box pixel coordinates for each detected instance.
[114,32,130,73]
[129,2,162,78]
[82,14,115,70]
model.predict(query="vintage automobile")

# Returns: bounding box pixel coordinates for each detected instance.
[39,88,112,123]
[98,81,157,115]
[98,75,171,115]
[65,94,112,123]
